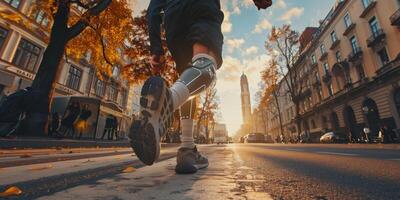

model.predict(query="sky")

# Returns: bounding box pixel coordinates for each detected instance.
[130,0,336,135]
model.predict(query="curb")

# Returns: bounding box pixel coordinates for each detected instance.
[0,137,180,149]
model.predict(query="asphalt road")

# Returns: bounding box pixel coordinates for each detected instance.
[230,144,400,200]
[1,144,399,200]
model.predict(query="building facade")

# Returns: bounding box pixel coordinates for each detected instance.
[266,0,400,141]
[0,0,137,138]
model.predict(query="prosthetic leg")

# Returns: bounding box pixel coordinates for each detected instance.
[170,54,217,110]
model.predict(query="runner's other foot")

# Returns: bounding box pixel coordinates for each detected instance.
[129,76,174,165]
[175,146,209,174]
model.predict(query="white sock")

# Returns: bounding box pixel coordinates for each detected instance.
[170,82,190,110]
[180,119,195,149]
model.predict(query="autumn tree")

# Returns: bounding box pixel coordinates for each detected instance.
[259,60,284,137]
[265,25,304,136]
[195,85,219,143]
[123,11,177,85]
[0,0,138,135]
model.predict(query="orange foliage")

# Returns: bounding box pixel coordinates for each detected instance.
[122,11,178,85]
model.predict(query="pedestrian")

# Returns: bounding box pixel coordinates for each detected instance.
[362,127,370,143]
[101,115,112,140]
[49,112,60,137]
[110,116,118,140]
[129,0,272,173]
[75,105,92,139]
[381,124,394,143]
[61,102,80,138]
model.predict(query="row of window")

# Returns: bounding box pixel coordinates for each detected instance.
[3,0,20,9]
[0,26,42,72]
[0,27,128,107]
[312,1,389,67]
[94,79,128,107]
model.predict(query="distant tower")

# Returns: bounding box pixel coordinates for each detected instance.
[240,73,252,124]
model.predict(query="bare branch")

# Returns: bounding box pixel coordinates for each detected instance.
[67,0,112,40]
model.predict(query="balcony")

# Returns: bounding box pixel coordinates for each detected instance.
[311,62,318,68]
[376,54,400,76]
[313,79,321,87]
[343,23,356,36]
[322,73,332,83]
[348,47,363,63]
[360,1,377,18]
[329,39,340,50]
[390,8,400,26]
[319,52,328,61]
[367,29,386,48]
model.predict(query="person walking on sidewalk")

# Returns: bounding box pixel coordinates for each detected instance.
[75,104,92,139]
[61,102,80,138]
[129,0,272,174]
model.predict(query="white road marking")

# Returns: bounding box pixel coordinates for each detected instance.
[316,151,358,156]
[389,158,400,161]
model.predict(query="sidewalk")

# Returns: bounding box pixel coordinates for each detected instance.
[0,137,179,149]
[34,146,273,200]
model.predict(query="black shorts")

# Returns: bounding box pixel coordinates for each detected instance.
[164,0,224,74]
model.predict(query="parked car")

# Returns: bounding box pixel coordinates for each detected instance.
[320,132,346,143]
[245,133,266,143]
[264,134,274,143]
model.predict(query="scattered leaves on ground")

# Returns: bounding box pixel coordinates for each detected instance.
[0,186,22,197]
[83,159,95,163]
[20,154,32,158]
[122,166,136,173]
[29,164,53,171]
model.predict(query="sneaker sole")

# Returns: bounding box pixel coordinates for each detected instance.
[129,77,173,165]
[175,162,209,174]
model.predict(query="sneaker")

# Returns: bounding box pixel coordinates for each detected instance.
[129,76,174,165]
[175,146,209,174]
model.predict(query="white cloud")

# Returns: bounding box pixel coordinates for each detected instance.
[253,19,272,33]
[244,46,259,55]
[226,38,245,53]
[222,9,233,33]
[280,7,304,23]
[275,0,287,8]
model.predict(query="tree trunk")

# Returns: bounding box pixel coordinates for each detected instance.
[22,3,70,136]
[262,112,267,135]
[274,92,284,137]
[294,101,302,137]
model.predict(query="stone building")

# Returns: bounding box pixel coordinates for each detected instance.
[266,0,400,141]
[240,73,252,134]
[0,0,138,137]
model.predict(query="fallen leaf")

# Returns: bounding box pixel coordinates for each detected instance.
[122,166,136,173]
[20,154,32,158]
[83,159,94,163]
[29,164,53,171]
[0,186,22,197]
